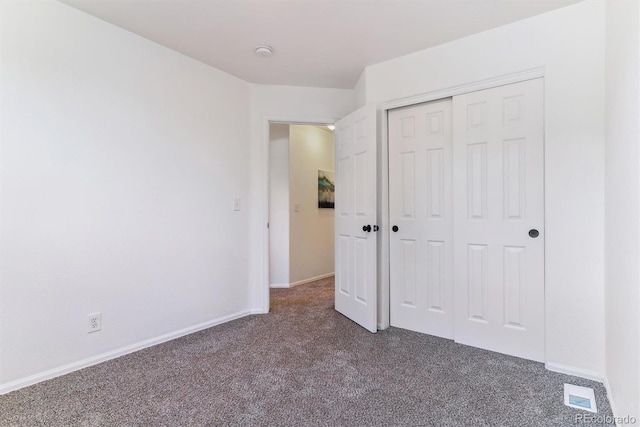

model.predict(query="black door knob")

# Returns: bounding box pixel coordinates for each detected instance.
[529,229,539,238]
[373,225,379,232]
[392,225,399,232]
[363,225,371,232]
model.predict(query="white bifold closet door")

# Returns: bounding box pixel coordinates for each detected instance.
[453,78,544,362]
[389,78,544,363]
[389,99,454,339]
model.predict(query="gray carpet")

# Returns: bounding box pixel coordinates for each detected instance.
[0,277,614,426]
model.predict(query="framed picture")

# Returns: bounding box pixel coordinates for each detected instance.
[318,170,335,209]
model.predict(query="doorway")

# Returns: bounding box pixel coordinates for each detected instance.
[268,123,336,290]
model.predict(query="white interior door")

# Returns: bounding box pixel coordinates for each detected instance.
[334,104,378,333]
[453,78,544,362]
[388,99,454,339]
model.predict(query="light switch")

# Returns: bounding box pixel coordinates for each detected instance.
[233,197,241,211]
[294,202,300,212]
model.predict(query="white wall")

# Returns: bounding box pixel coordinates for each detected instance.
[248,85,354,310]
[363,0,607,377]
[268,124,290,287]
[288,126,335,284]
[354,70,367,110]
[0,0,251,391]
[605,0,640,422]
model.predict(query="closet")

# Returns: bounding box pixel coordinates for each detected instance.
[388,78,545,362]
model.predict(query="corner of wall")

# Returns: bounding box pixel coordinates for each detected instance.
[354,69,367,109]
[603,0,640,422]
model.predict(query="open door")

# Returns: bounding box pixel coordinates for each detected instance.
[334,104,378,333]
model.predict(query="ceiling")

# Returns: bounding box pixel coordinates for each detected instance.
[58,0,583,89]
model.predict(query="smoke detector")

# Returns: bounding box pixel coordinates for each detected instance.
[255,46,273,57]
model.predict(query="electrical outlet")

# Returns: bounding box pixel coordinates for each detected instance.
[88,312,102,333]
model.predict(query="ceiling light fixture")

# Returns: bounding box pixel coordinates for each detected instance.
[255,45,273,57]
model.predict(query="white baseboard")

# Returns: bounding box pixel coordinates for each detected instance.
[545,361,604,382]
[289,273,334,288]
[602,375,620,422]
[269,283,290,288]
[0,309,254,395]
[270,273,335,289]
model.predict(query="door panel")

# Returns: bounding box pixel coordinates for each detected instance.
[453,78,544,362]
[334,104,377,333]
[389,98,454,339]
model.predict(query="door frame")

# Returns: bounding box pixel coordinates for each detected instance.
[378,67,545,332]
[261,116,341,314]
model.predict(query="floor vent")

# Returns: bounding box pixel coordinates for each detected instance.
[564,383,597,413]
